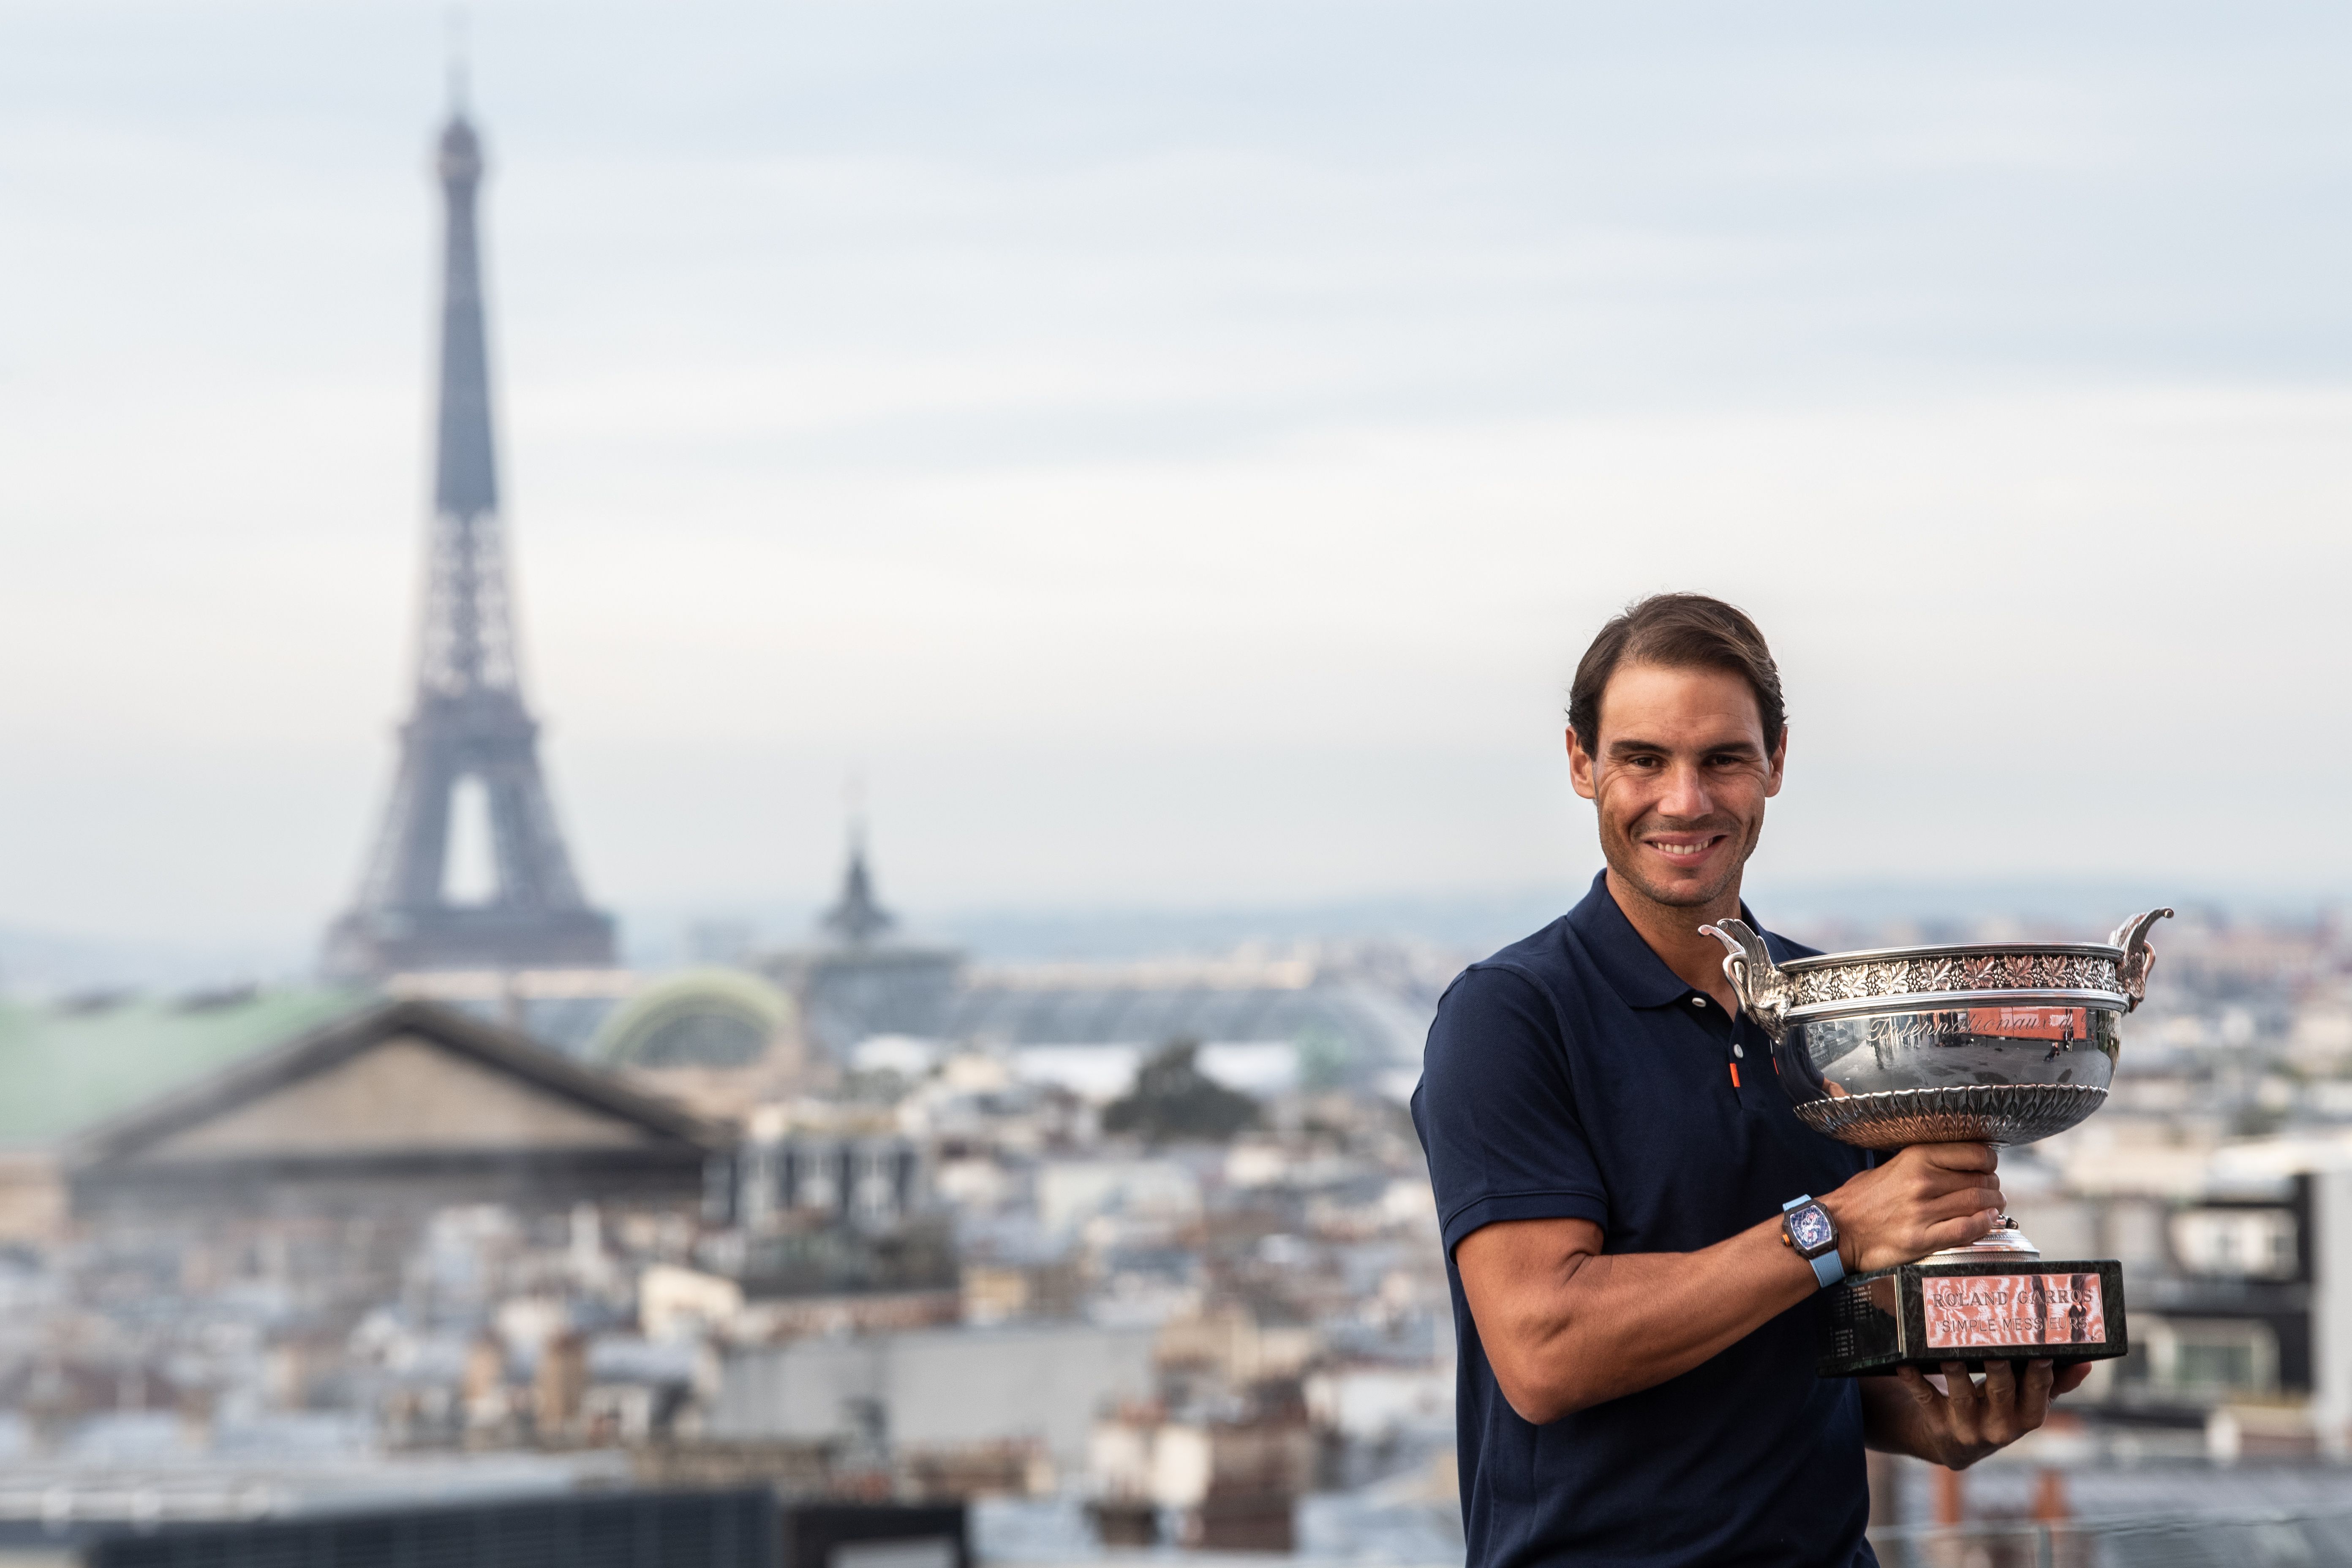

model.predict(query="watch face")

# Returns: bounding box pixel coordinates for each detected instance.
[1788,1203,1835,1254]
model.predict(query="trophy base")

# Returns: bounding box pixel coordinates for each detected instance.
[1816,1250,2127,1377]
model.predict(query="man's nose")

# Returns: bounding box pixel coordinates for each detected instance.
[1658,761,1712,820]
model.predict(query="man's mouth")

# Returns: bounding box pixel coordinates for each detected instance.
[1645,835,1726,861]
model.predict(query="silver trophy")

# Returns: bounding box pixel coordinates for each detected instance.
[1700,909,2171,1373]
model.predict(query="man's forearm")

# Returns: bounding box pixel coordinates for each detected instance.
[1459,1213,1819,1421]
[1459,1143,2010,1423]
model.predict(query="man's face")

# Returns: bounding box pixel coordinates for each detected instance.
[1568,662,1785,911]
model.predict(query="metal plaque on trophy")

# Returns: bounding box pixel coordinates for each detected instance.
[1701,909,2171,1377]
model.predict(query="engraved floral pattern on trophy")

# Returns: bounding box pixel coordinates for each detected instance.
[1780,951,2124,1012]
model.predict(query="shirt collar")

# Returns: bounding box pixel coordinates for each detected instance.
[1565,869,1762,1011]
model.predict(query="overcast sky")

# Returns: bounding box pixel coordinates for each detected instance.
[0,1,2346,958]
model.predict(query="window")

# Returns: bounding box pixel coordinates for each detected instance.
[2169,1207,2299,1281]
[2134,1315,2280,1398]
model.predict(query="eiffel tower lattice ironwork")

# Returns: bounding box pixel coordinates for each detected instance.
[324,107,615,981]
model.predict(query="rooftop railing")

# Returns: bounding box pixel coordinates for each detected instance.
[1871,1505,2352,1566]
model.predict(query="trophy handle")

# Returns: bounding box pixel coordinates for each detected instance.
[2107,907,2174,1013]
[1698,918,1788,1042]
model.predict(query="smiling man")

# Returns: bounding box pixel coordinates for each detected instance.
[1411,594,2088,1568]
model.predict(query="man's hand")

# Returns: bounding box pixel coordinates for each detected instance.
[1870,1360,2096,1469]
[1819,1143,2004,1274]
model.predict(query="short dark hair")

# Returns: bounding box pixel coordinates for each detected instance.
[1568,593,1785,757]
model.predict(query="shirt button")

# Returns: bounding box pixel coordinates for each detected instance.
[1691,996,1707,1007]
[1733,1044,1745,1058]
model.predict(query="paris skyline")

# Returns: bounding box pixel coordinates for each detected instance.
[1,1,2347,963]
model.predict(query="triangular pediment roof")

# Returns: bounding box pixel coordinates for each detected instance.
[66,999,717,1173]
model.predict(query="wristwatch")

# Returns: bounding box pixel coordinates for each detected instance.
[1781,1195,1845,1289]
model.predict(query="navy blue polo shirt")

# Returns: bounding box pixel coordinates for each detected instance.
[1412,872,1875,1568]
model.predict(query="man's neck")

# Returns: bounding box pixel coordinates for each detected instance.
[1603,868,1744,1012]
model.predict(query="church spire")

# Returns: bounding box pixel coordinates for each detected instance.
[819,821,897,947]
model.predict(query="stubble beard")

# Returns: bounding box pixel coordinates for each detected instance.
[1600,814,1758,913]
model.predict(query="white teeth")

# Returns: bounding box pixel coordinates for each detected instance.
[1653,841,1707,857]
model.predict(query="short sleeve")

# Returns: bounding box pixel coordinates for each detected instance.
[1413,962,1609,1255]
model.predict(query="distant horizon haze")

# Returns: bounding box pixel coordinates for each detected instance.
[0,870,2327,997]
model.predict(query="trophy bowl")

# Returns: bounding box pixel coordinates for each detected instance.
[1699,909,2172,1150]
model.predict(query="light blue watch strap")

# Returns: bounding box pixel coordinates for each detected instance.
[1782,1195,1845,1290]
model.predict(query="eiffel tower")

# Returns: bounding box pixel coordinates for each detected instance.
[323,105,615,981]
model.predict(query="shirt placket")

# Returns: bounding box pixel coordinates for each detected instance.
[1679,991,1754,1104]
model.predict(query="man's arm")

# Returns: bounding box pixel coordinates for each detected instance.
[1455,1142,2005,1423]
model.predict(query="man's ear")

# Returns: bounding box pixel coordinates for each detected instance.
[1567,727,1598,801]
[1764,727,1788,799]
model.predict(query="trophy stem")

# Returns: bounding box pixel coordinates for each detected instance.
[1921,1214,2042,1265]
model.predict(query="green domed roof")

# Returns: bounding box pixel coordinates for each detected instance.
[591,968,795,1071]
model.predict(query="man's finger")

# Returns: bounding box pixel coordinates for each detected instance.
[2053,1361,2096,1396]
[1916,1188,2006,1220]
[1982,1360,2025,1437]
[1895,1365,1943,1410]
[1914,1142,1998,1173]
[1939,1362,1982,1426]
[1908,1167,2004,1200]
[1919,1211,2001,1251]
[1914,1178,2004,1211]
[2014,1360,2055,1429]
